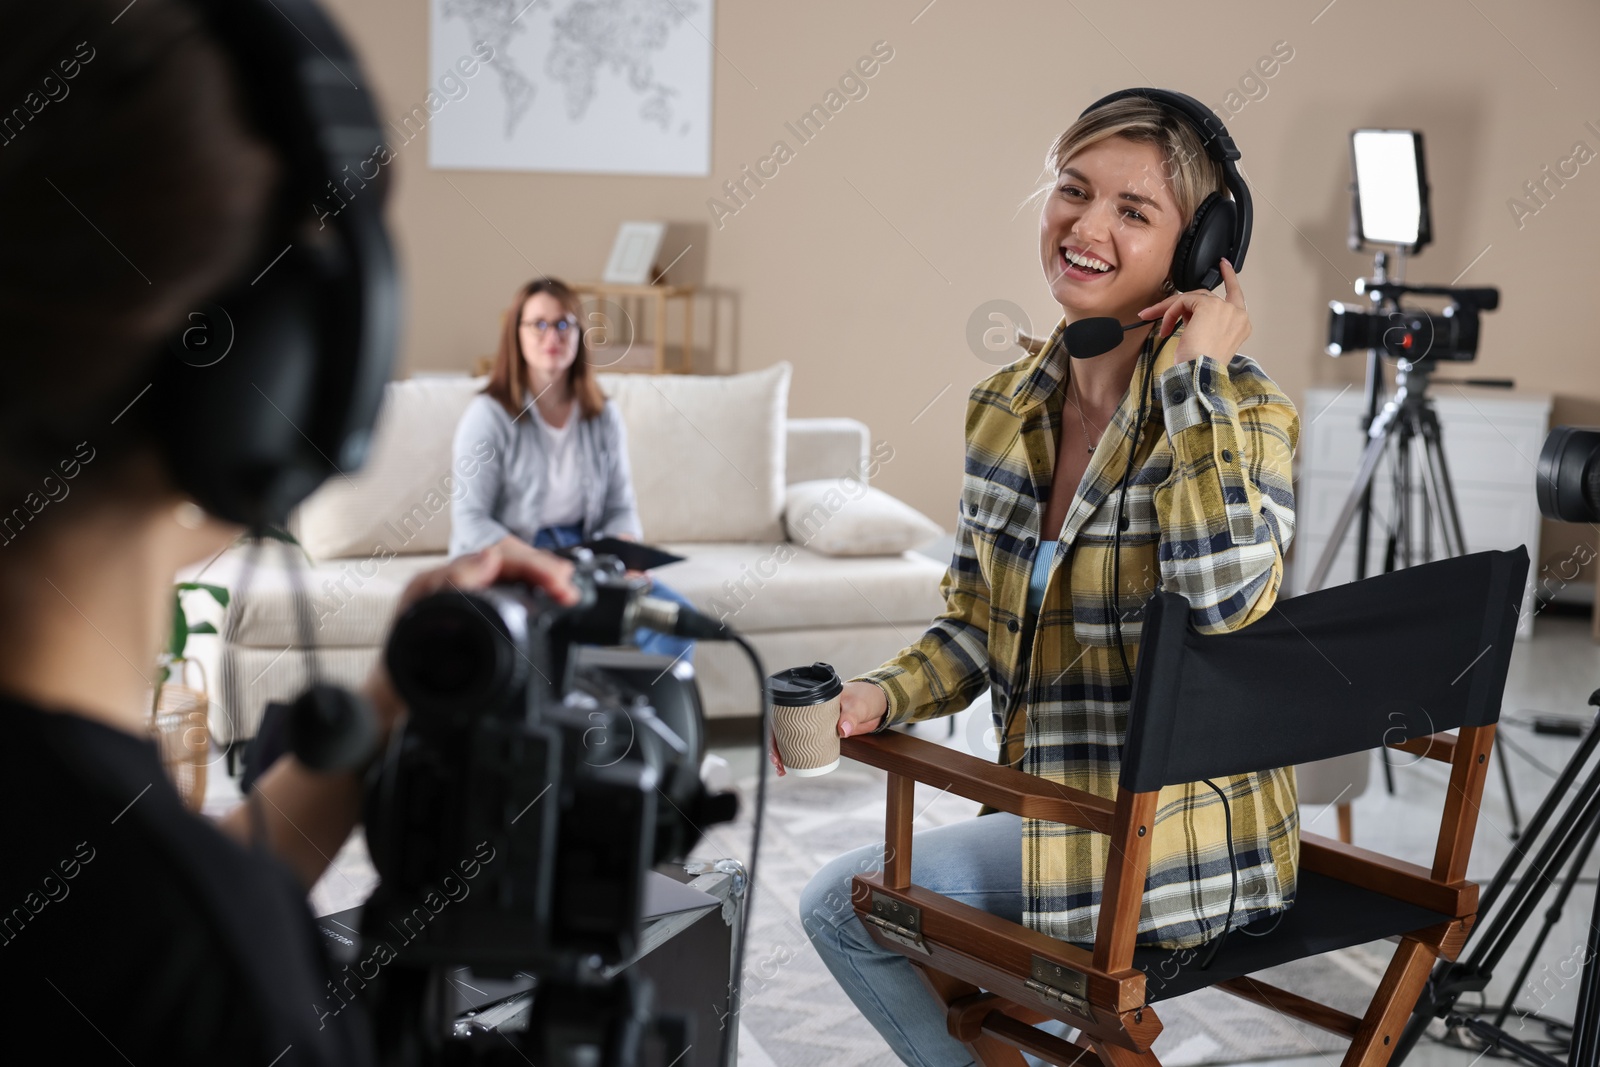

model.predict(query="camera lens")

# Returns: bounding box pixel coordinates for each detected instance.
[410,614,489,695]
[386,590,528,721]
[1537,426,1600,524]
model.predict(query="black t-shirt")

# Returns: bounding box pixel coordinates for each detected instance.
[0,691,374,1065]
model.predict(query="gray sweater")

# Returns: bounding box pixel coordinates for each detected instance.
[448,393,645,560]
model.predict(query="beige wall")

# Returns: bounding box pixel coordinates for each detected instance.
[324,0,1600,587]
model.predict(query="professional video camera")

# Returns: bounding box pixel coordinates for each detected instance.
[1326,283,1498,364]
[356,551,751,1067]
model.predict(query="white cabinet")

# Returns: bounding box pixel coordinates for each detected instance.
[1293,384,1550,638]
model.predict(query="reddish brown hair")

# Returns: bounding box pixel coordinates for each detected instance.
[482,278,607,422]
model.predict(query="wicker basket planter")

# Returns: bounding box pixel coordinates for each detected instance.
[149,658,211,812]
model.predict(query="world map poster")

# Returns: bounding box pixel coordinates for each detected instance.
[428,0,714,175]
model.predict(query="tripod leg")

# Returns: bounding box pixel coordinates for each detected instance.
[1499,738,1523,841]
[1395,715,1600,1065]
[1308,404,1400,591]
[1356,480,1374,582]
[1420,408,1469,558]
[1356,348,1384,582]
[1383,440,1406,577]
[1417,425,1455,558]
[1396,425,1414,570]
[1490,814,1600,1031]
[1458,763,1600,1028]
[1571,871,1600,1067]
[1419,438,1434,563]
[1395,980,1438,1063]
[1381,744,1397,795]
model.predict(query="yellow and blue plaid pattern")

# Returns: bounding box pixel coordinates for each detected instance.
[855,318,1301,949]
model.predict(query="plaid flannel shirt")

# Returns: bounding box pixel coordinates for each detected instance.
[853,318,1301,950]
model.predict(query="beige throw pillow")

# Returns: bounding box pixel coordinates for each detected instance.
[598,362,791,542]
[784,479,944,556]
[290,375,488,561]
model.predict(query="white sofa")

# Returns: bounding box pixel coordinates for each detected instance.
[200,362,948,748]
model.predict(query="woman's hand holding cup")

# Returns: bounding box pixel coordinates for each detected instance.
[767,678,888,777]
[837,680,888,737]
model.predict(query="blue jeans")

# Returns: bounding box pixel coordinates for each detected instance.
[799,812,1073,1067]
[531,523,695,665]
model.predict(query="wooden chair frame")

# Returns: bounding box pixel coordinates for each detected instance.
[843,723,1492,1066]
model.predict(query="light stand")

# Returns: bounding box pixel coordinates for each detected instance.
[1352,248,1400,797]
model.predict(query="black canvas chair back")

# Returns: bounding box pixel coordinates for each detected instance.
[1122,547,1530,794]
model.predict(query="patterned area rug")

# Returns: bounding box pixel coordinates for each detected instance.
[692,761,1392,1067]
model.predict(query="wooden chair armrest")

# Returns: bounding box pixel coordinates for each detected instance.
[841,731,1117,836]
[855,874,1149,1014]
[1387,731,1458,764]
[1300,831,1477,917]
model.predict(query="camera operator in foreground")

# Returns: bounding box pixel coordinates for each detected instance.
[0,1,580,1062]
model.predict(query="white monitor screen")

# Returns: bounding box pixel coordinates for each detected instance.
[1352,129,1423,246]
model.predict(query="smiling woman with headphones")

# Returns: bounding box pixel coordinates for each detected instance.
[796,90,1302,1065]
[0,1,578,1062]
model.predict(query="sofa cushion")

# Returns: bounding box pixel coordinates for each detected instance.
[655,542,946,633]
[291,375,488,561]
[220,539,948,647]
[597,363,790,542]
[215,544,448,648]
[784,480,944,556]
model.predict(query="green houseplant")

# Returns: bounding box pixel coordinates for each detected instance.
[152,525,308,712]
[149,526,308,808]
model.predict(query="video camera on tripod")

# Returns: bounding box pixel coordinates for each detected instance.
[355,551,755,1067]
[1327,281,1498,365]
[1306,128,1505,594]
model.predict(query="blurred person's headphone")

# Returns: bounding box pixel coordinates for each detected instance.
[144,0,399,529]
[139,0,400,775]
[1076,87,1252,294]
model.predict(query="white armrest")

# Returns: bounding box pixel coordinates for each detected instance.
[786,417,869,484]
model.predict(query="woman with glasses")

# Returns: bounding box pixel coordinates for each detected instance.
[450,277,696,664]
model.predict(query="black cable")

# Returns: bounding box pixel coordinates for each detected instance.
[237,522,332,848]
[723,634,769,1044]
[1196,778,1239,971]
[280,523,326,695]
[1107,327,1157,689]
[1103,328,1241,972]
[225,529,273,851]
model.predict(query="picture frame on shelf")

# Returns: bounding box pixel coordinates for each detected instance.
[602,221,667,285]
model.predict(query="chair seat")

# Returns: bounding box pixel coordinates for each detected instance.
[1131,871,1455,1003]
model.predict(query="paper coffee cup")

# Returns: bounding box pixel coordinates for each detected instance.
[768,662,844,777]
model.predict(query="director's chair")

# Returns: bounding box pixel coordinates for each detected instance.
[842,547,1529,1066]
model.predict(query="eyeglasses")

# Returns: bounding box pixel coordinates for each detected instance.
[521,316,578,336]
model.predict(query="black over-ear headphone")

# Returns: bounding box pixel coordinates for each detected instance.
[142,0,399,529]
[1076,87,1253,294]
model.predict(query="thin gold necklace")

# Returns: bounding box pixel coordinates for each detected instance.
[1065,377,1104,455]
